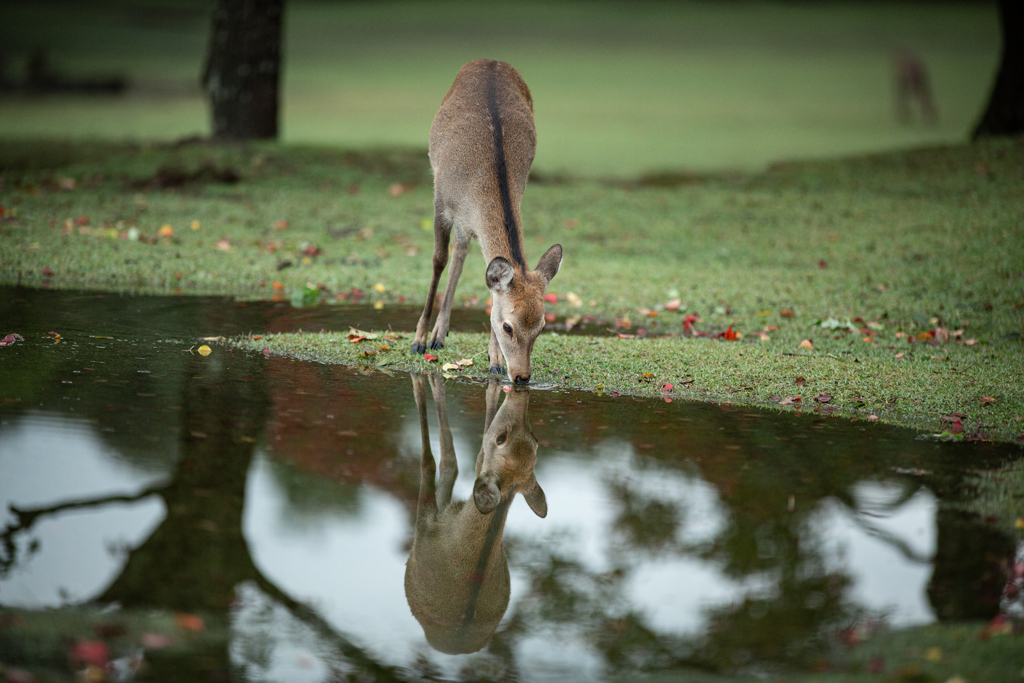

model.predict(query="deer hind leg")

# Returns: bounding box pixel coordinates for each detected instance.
[427,374,458,510]
[488,327,505,377]
[411,373,438,528]
[412,205,451,355]
[428,228,470,350]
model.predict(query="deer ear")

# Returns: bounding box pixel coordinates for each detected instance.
[486,257,514,294]
[473,476,501,514]
[523,476,547,518]
[535,244,562,286]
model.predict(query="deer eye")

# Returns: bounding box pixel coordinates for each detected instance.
[502,323,513,336]
[496,432,507,445]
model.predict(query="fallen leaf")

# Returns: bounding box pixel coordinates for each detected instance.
[273,219,288,230]
[70,640,110,668]
[981,396,996,404]
[545,313,556,323]
[442,362,460,371]
[190,220,201,231]
[141,632,175,649]
[723,326,738,341]
[616,332,636,339]
[262,348,270,356]
[815,393,832,404]
[457,358,474,367]
[215,238,231,251]
[799,339,813,350]
[543,292,558,304]
[665,298,681,311]
[867,414,878,420]
[303,245,321,256]
[795,376,806,386]
[423,353,439,362]
[567,291,583,307]
[348,335,367,343]
[389,183,411,196]
[158,224,174,237]
[174,613,205,632]
[780,396,802,406]
[0,333,24,347]
[895,352,905,359]
[780,308,795,318]
[197,345,212,356]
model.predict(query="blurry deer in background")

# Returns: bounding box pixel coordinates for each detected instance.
[894,49,937,125]
[412,59,562,385]
[405,374,546,654]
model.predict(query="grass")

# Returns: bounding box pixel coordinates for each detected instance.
[0,0,1001,175]
[2,136,1020,442]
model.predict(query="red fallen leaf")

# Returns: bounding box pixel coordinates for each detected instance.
[661,383,674,391]
[302,245,321,256]
[502,385,511,393]
[348,335,367,343]
[818,259,827,269]
[683,313,699,334]
[251,335,262,340]
[262,348,270,356]
[76,215,90,226]
[423,353,439,362]
[543,292,558,304]
[70,639,109,667]
[780,308,795,318]
[765,324,780,332]
[1,333,22,347]
[0,204,4,215]
[950,419,963,434]
[981,396,995,404]
[273,219,288,230]
[722,326,738,341]
[916,330,935,340]
[545,313,556,323]
[42,268,54,276]
[894,352,905,359]
[174,612,205,632]
[616,332,636,339]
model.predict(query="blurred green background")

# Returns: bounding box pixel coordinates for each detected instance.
[0,0,1001,177]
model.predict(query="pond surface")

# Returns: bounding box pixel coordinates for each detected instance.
[0,286,1021,682]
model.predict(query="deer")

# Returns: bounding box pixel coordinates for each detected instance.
[405,373,547,654]
[411,59,563,385]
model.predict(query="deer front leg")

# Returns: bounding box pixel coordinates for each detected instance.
[488,327,505,377]
[412,207,451,355]
[427,374,458,510]
[428,229,470,350]
[411,373,438,529]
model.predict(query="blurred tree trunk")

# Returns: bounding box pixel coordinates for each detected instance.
[973,0,1024,139]
[202,0,283,140]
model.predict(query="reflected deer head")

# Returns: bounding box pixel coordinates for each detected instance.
[405,375,546,654]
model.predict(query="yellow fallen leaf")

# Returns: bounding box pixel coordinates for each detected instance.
[374,283,386,293]
[457,358,474,367]
[925,647,941,662]
[373,301,384,310]
[158,224,174,237]
[420,218,432,230]
[1015,518,1024,529]
[190,220,201,231]
[442,363,460,371]
[301,256,311,265]
[799,339,813,350]
[197,345,212,356]
[566,292,583,307]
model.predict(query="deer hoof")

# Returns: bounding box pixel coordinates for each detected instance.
[489,365,505,376]
[429,340,445,350]
[411,342,426,355]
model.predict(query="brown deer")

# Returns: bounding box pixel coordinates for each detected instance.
[412,59,562,385]
[405,374,547,654]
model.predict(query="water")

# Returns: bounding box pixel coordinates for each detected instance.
[0,286,1020,682]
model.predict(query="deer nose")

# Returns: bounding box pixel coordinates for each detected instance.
[514,374,531,385]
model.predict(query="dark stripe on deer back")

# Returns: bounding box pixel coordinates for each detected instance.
[457,496,511,641]
[485,65,525,269]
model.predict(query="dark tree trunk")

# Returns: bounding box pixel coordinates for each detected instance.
[202,0,283,140]
[973,0,1024,139]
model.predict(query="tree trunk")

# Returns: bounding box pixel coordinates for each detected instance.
[973,0,1024,139]
[203,0,283,140]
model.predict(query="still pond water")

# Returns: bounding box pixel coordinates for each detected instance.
[0,287,1020,682]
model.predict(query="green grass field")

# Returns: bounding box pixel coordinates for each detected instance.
[2,136,1022,442]
[0,0,1001,175]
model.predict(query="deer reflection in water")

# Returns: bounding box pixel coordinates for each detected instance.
[405,374,547,655]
